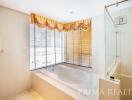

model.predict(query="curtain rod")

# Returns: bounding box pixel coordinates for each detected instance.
[105,0,128,8]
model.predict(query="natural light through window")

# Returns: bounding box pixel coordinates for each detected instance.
[30,24,65,70]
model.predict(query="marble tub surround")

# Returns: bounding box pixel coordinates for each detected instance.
[32,64,101,100]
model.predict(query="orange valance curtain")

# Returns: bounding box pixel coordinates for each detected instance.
[31,13,92,32]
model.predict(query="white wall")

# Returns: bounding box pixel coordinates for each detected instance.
[92,15,105,76]
[0,6,31,98]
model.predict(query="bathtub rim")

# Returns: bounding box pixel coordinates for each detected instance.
[31,71,94,100]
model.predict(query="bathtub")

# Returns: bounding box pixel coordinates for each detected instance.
[36,64,100,97]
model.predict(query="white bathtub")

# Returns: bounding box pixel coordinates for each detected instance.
[37,64,100,96]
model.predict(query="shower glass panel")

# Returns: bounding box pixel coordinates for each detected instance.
[105,1,132,98]
[105,0,132,80]
[105,8,117,79]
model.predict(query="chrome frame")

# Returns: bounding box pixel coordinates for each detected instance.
[105,0,128,8]
[104,0,128,78]
[104,0,128,26]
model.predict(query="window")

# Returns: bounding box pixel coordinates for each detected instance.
[30,24,65,70]
[30,23,92,70]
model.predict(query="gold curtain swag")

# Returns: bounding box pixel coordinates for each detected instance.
[31,13,92,32]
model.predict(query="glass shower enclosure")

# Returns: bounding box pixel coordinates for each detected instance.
[104,0,132,80]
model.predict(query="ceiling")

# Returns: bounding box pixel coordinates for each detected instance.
[0,0,131,22]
